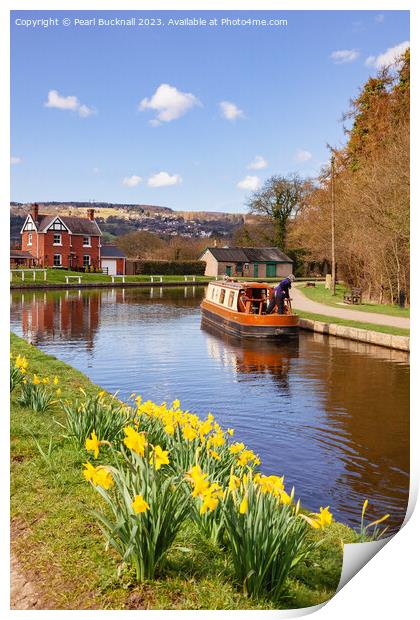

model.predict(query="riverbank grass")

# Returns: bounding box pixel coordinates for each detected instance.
[10,268,211,287]
[10,333,359,610]
[298,310,409,337]
[299,283,409,318]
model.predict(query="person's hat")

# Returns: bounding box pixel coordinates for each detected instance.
[288,274,296,282]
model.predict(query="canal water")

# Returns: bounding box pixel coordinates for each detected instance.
[10,286,409,532]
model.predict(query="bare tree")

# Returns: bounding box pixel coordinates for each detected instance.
[247,174,311,251]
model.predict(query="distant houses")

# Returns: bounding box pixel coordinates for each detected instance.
[199,247,293,278]
[13,204,126,274]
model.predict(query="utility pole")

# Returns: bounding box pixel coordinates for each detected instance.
[331,155,336,295]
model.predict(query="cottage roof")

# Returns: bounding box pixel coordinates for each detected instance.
[101,245,126,258]
[10,249,34,259]
[202,247,293,263]
[31,214,102,236]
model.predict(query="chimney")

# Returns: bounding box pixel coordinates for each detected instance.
[30,203,39,221]
[87,208,95,221]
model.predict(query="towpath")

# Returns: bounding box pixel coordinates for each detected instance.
[291,286,410,329]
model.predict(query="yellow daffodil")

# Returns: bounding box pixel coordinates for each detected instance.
[150,445,170,470]
[123,426,148,456]
[362,499,369,521]
[182,425,198,442]
[164,423,175,436]
[229,442,245,454]
[132,494,150,514]
[227,428,234,436]
[42,377,49,384]
[366,513,390,529]
[86,431,101,459]
[239,495,248,515]
[33,374,40,385]
[56,388,62,397]
[172,399,181,410]
[53,376,59,385]
[209,449,221,461]
[228,474,240,493]
[82,463,113,489]
[93,467,114,490]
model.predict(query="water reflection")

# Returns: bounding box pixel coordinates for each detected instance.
[10,287,409,531]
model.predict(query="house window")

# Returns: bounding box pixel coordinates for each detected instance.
[28,232,32,246]
[236,262,243,275]
[53,234,62,245]
[83,255,91,268]
[83,236,91,247]
[53,254,62,266]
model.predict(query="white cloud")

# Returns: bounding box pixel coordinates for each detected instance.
[375,14,385,23]
[11,156,22,165]
[330,49,360,64]
[44,90,95,117]
[219,101,244,121]
[139,84,200,123]
[237,175,261,191]
[365,41,409,69]
[147,171,182,187]
[295,149,313,162]
[247,155,267,170]
[122,175,142,187]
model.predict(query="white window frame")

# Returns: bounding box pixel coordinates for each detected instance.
[83,236,91,247]
[53,254,62,267]
[83,254,91,268]
[27,232,32,246]
[53,233,62,246]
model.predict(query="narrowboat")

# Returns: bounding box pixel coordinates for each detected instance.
[201,280,299,339]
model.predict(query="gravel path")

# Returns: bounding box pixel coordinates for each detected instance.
[10,554,41,610]
[292,286,410,329]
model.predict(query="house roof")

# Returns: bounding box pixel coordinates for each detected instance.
[28,214,102,236]
[101,245,126,258]
[202,247,293,263]
[10,249,34,259]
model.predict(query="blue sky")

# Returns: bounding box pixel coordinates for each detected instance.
[10,10,409,212]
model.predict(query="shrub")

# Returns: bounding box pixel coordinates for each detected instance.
[127,260,206,276]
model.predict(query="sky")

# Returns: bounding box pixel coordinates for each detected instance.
[10,9,410,213]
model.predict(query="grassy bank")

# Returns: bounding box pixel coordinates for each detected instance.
[10,268,211,288]
[10,333,359,610]
[298,310,410,337]
[299,284,410,318]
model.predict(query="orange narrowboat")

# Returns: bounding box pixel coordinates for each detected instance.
[201,280,299,339]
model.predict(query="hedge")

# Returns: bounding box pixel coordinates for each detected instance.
[126,260,206,276]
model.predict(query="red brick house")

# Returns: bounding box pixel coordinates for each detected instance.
[20,204,103,270]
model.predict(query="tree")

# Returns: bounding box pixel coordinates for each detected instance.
[247,174,311,251]
[116,231,165,259]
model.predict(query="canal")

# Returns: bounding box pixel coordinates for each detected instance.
[10,286,409,532]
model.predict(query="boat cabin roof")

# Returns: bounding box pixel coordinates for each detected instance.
[210,280,273,290]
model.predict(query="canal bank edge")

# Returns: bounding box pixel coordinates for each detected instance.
[298,318,410,352]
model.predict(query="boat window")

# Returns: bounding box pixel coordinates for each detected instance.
[228,291,235,307]
[219,289,226,304]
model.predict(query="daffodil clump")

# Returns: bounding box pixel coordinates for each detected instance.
[10,353,29,392]
[82,396,327,594]
[17,371,61,413]
[61,391,132,451]
[84,425,190,582]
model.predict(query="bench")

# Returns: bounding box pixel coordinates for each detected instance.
[111,275,126,283]
[343,287,362,305]
[65,275,83,284]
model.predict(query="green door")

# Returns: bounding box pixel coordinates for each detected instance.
[226,265,232,276]
[253,264,259,278]
[266,263,276,278]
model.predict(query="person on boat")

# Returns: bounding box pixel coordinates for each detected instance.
[267,275,295,314]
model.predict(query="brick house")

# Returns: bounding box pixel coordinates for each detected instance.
[20,204,103,270]
[199,247,294,279]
